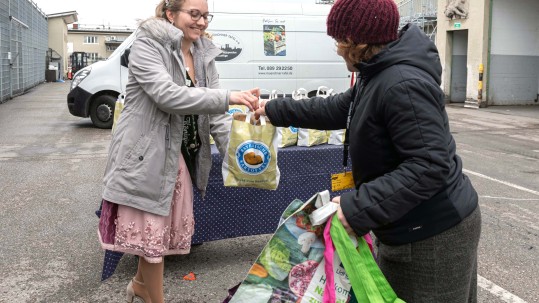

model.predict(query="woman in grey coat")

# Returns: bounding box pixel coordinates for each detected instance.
[97,0,259,302]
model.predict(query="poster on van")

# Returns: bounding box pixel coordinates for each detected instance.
[263,25,286,56]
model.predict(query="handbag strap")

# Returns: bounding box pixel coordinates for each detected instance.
[330,216,406,303]
[322,217,336,303]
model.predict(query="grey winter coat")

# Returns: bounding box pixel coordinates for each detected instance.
[102,18,232,216]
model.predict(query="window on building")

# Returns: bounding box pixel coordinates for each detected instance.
[106,45,118,52]
[84,36,98,44]
[87,52,100,63]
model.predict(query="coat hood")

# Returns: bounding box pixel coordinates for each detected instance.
[139,17,182,49]
[357,23,442,85]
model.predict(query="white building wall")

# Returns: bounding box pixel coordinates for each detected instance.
[489,0,539,105]
[436,0,489,106]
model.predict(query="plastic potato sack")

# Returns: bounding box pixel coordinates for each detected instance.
[222,112,281,190]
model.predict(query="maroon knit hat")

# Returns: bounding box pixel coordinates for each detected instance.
[327,0,400,45]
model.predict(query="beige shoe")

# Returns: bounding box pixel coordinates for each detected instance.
[126,278,148,303]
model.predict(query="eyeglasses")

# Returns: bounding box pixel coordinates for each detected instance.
[179,9,213,23]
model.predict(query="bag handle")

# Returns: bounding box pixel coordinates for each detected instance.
[245,112,266,126]
[309,201,338,226]
[330,216,406,303]
[292,88,308,100]
[322,215,374,303]
[270,89,285,99]
[316,86,330,97]
[323,217,337,302]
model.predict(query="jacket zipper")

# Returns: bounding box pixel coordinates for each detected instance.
[165,116,171,150]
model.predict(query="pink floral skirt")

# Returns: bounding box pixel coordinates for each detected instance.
[98,155,194,263]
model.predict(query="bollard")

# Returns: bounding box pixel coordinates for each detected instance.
[478,64,484,104]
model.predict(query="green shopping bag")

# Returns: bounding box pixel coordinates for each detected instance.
[330,216,406,303]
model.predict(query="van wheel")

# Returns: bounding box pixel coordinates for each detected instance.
[90,95,116,129]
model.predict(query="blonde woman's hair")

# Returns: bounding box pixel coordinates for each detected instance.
[155,0,185,20]
[203,31,213,40]
[336,39,386,66]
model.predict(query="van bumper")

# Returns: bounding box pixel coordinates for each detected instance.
[67,86,92,117]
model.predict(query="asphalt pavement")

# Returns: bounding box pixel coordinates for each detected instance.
[0,82,538,302]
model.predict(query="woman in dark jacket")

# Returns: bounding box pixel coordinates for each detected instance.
[255,0,481,302]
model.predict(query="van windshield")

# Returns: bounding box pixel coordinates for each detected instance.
[108,30,138,59]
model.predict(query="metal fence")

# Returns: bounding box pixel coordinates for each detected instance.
[0,0,47,103]
[397,0,438,41]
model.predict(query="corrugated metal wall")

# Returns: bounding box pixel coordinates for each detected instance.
[0,0,47,103]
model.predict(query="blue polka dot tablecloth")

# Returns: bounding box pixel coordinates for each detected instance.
[97,144,352,281]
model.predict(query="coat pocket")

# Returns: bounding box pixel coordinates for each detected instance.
[117,134,155,196]
[118,134,150,171]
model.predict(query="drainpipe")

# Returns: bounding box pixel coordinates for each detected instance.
[0,37,2,102]
[485,0,493,108]
[8,0,12,99]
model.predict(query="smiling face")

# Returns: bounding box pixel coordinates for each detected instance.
[167,0,209,43]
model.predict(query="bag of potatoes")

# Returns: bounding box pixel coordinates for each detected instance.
[270,90,298,148]
[296,88,328,147]
[314,86,345,146]
[222,112,280,190]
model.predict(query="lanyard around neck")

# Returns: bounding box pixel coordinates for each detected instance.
[342,74,362,167]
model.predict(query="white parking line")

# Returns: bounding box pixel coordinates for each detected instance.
[463,169,539,197]
[478,275,528,303]
[480,196,539,201]
[463,169,535,302]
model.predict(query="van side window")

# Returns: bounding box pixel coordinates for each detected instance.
[121,48,131,68]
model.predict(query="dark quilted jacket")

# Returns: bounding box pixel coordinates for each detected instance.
[265,24,478,245]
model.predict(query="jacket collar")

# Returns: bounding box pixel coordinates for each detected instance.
[138,17,221,64]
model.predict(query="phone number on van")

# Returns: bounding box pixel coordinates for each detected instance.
[258,66,293,71]
[257,65,294,77]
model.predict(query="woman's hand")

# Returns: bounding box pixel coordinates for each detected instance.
[254,100,267,120]
[332,196,355,235]
[229,88,260,112]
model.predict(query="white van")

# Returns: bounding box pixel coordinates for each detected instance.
[67,1,350,128]
[67,31,137,128]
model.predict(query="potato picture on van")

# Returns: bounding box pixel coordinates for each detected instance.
[67,0,350,128]
[263,25,286,56]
